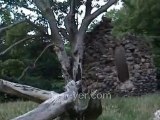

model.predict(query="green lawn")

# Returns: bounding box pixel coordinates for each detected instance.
[0,94,160,120]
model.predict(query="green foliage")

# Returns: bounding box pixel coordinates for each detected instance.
[0,9,12,24]
[106,0,160,36]
[1,59,25,77]
[5,23,31,45]
[0,13,62,98]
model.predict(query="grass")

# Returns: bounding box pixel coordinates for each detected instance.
[0,101,37,120]
[0,94,160,120]
[99,93,160,120]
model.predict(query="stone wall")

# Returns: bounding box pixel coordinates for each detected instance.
[83,18,157,96]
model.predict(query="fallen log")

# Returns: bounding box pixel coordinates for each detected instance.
[0,79,58,103]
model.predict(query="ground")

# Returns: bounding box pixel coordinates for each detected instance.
[0,94,160,120]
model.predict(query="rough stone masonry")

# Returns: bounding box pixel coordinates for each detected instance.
[83,17,157,96]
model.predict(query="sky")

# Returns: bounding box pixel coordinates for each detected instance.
[57,0,123,10]
[20,0,123,33]
[78,0,123,24]
[21,0,122,19]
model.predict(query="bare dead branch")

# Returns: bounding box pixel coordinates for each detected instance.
[0,20,26,33]
[34,43,54,65]
[12,80,79,120]
[0,79,58,103]
[18,67,30,81]
[84,0,93,17]
[0,36,33,56]
[18,43,54,80]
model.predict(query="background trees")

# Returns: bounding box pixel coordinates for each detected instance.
[0,1,64,93]
[106,0,160,36]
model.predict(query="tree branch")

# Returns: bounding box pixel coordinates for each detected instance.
[33,0,62,45]
[0,36,33,56]
[84,0,93,17]
[12,80,79,120]
[18,43,54,80]
[34,43,54,66]
[85,0,118,24]
[0,79,58,103]
[64,0,77,41]
[79,0,118,35]
[71,0,118,82]
[33,0,71,82]
[18,67,30,81]
[73,0,118,54]
[0,20,26,33]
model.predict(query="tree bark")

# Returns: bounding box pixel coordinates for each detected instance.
[0,79,57,103]
[12,80,78,120]
[0,0,120,119]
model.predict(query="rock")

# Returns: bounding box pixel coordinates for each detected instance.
[125,43,135,50]
[102,55,107,58]
[98,75,105,80]
[104,66,112,73]
[134,73,141,78]
[83,18,157,96]
[141,58,145,63]
[127,57,134,61]
[145,63,150,68]
[117,80,135,91]
[134,64,140,69]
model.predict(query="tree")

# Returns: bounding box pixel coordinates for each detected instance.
[106,0,160,36]
[0,14,62,94]
[0,0,122,119]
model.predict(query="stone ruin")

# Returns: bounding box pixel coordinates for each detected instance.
[83,18,157,96]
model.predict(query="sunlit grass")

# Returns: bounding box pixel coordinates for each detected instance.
[0,94,160,120]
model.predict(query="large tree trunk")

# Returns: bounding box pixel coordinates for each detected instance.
[0,79,102,120]
[0,0,120,119]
